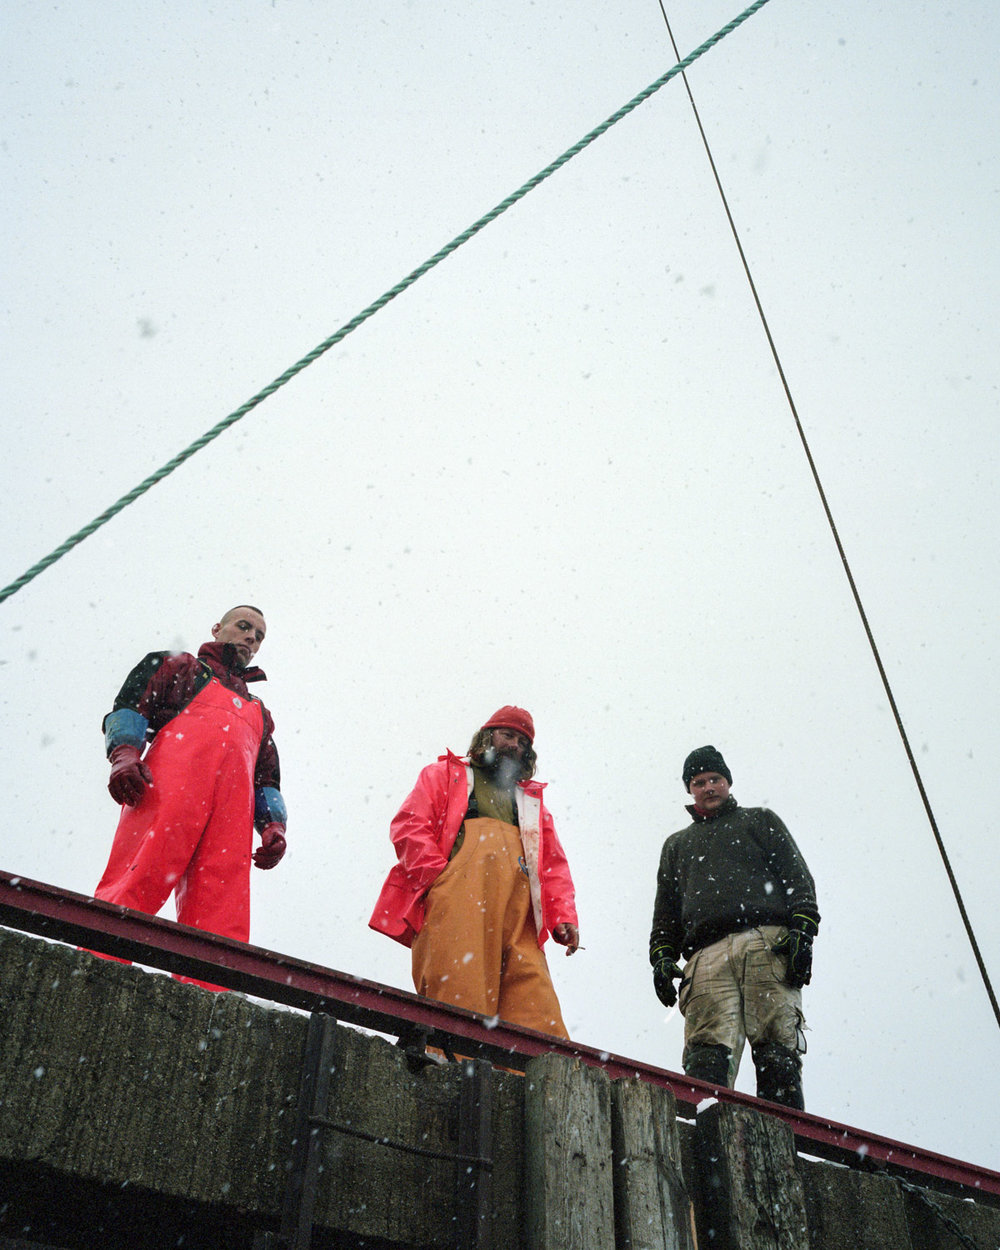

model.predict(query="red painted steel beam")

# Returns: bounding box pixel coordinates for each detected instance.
[2,868,998,1201]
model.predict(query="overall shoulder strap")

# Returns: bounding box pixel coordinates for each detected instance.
[463,764,477,818]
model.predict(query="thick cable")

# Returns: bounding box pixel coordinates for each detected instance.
[655,2,999,1030]
[0,0,773,607]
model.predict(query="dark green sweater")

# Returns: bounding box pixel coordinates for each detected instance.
[650,796,819,960]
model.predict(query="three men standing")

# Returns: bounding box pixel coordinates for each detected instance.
[94,621,819,1111]
[649,745,819,1109]
[94,605,287,963]
[371,706,580,1037]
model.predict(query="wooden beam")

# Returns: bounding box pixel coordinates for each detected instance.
[611,1077,695,1249]
[525,1054,615,1250]
[694,1102,810,1250]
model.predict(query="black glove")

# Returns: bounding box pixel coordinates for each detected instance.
[651,944,684,1008]
[773,914,818,988]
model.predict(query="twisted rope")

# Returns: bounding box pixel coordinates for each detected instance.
[1,0,773,605]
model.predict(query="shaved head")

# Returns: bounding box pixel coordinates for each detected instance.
[220,604,264,626]
[212,606,267,664]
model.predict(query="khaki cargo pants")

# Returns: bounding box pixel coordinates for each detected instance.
[678,925,805,1086]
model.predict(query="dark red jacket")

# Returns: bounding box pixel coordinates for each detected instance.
[105,641,280,790]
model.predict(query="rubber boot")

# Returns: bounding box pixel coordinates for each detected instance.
[753,1041,804,1110]
[683,1042,732,1087]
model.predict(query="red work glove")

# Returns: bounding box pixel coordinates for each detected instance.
[253,822,287,870]
[107,745,153,806]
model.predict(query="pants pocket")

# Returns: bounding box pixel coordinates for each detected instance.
[678,950,700,1016]
[426,835,468,894]
[793,1009,807,1055]
[762,925,790,982]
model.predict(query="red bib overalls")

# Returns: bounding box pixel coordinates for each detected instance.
[95,676,263,945]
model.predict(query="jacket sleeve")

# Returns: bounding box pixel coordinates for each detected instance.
[389,762,452,892]
[253,706,284,828]
[539,806,578,930]
[102,651,183,755]
[758,809,820,930]
[253,706,282,792]
[649,837,685,961]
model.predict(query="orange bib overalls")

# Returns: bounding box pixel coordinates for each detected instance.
[411,816,568,1037]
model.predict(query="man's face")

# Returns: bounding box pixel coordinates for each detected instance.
[490,726,531,760]
[688,771,730,811]
[211,608,267,665]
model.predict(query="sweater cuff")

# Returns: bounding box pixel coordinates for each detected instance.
[790,911,819,937]
[255,786,287,829]
[649,939,681,968]
[104,708,148,754]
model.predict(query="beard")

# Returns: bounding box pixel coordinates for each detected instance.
[481,746,522,788]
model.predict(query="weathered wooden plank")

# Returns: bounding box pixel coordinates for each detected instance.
[902,1183,1000,1250]
[5,926,994,1250]
[0,927,526,1248]
[798,1157,913,1249]
[314,1030,523,1248]
[458,1057,495,1249]
[524,1053,615,1250]
[694,1102,810,1250]
[611,1077,695,1250]
[0,927,300,1212]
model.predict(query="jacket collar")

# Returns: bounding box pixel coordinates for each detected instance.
[686,794,739,823]
[197,640,267,684]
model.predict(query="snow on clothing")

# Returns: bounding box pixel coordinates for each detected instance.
[679,926,805,1085]
[370,752,577,1035]
[649,796,819,960]
[102,641,281,796]
[370,751,578,949]
[95,641,285,952]
[410,815,569,1036]
[650,795,818,1090]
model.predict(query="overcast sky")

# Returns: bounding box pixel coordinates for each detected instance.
[3,0,998,1172]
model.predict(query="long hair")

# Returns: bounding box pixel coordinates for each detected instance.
[467,727,537,781]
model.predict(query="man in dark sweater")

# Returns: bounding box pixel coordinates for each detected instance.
[649,746,819,1108]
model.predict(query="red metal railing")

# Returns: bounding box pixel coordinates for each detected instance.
[2,868,997,1201]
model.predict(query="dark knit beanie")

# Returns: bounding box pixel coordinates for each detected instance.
[682,745,732,790]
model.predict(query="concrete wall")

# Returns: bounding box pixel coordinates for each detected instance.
[1,928,997,1250]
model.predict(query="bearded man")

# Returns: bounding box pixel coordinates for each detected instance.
[370,706,580,1037]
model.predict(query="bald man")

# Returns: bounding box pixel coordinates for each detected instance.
[94,606,286,974]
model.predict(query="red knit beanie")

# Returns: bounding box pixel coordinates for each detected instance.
[482,705,535,744]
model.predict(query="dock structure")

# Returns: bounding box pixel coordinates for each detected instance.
[1,875,998,1250]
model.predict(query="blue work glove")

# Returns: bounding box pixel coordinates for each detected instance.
[107,745,153,806]
[772,914,818,988]
[651,944,684,1008]
[253,822,287,870]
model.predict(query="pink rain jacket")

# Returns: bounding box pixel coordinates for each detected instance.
[369,751,578,949]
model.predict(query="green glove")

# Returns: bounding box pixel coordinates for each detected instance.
[650,944,684,1008]
[773,914,818,988]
